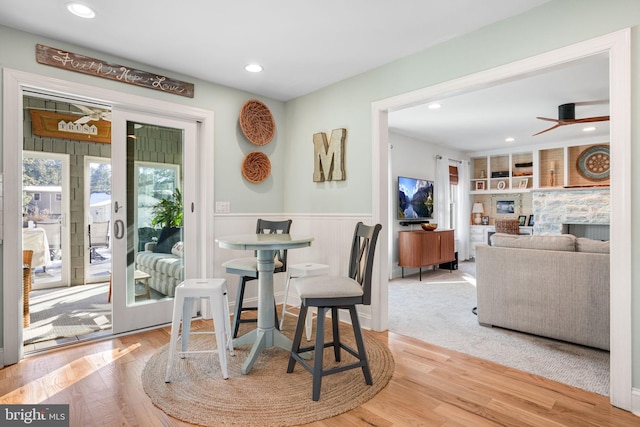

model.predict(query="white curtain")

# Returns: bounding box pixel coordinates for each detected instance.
[435,156,451,229]
[456,161,471,261]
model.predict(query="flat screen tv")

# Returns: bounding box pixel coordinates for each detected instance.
[397,176,434,221]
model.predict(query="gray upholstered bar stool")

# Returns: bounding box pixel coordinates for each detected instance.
[165,278,235,382]
[280,262,330,340]
[287,222,382,401]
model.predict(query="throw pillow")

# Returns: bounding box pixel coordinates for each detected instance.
[491,233,576,252]
[171,241,184,257]
[576,237,610,254]
[153,226,182,254]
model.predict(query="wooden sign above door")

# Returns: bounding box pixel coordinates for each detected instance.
[29,109,112,144]
[35,44,195,98]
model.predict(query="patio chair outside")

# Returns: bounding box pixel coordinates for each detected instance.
[89,220,110,263]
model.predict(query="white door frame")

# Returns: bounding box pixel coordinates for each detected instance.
[371,29,632,409]
[2,68,215,366]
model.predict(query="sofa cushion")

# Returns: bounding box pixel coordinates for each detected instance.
[576,237,610,254]
[154,226,182,254]
[136,251,184,280]
[490,233,576,252]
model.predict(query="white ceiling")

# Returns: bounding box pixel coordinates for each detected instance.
[1,0,609,154]
[0,0,549,101]
[388,54,610,153]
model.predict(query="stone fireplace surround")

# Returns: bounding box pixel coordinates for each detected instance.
[532,188,610,239]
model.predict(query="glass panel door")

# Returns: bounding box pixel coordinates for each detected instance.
[22,151,70,289]
[85,158,112,284]
[111,110,197,334]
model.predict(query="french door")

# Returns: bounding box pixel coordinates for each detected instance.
[110,109,198,334]
[22,151,71,289]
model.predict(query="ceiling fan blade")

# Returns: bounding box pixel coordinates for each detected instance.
[533,123,562,136]
[536,116,561,123]
[572,115,610,123]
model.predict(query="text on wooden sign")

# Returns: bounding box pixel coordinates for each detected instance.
[36,44,194,98]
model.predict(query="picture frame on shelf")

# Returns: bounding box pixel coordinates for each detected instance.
[497,180,506,190]
[519,178,528,189]
[481,216,489,225]
[475,181,485,191]
[518,215,527,226]
[528,215,535,227]
[496,200,515,214]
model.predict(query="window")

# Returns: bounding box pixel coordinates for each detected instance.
[449,165,458,228]
[449,165,459,185]
[135,162,181,228]
[33,193,41,201]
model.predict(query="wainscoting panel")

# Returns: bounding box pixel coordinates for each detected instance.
[212,214,375,327]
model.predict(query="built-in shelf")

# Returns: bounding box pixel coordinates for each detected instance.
[471,151,533,194]
[470,143,610,194]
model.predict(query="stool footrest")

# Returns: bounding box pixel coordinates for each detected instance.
[177,349,221,355]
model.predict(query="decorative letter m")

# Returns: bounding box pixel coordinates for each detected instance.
[312,128,346,182]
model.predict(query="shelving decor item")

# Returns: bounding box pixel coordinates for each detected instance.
[239,99,276,146]
[242,151,271,183]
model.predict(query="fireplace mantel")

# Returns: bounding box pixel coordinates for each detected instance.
[532,188,610,235]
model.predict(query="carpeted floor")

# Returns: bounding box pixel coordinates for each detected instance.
[389,261,610,396]
[143,316,394,426]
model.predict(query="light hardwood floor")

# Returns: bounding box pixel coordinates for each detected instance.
[1,319,637,426]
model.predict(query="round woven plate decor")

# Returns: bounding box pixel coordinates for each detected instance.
[239,99,275,146]
[242,151,271,183]
[576,144,610,181]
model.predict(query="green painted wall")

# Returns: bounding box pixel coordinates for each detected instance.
[1,0,639,391]
[281,0,640,387]
[0,25,288,214]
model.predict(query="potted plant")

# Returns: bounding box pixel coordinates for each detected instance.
[150,188,183,253]
[151,188,183,228]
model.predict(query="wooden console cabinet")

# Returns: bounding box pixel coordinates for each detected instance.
[398,229,455,280]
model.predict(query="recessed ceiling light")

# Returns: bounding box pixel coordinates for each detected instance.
[583,126,597,132]
[244,64,263,73]
[66,3,96,18]
[428,103,441,110]
[505,137,515,142]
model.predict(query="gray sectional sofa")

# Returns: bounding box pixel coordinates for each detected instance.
[475,233,610,350]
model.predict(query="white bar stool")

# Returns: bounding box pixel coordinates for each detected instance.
[165,278,235,382]
[280,263,330,340]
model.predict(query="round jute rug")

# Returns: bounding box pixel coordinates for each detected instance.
[142,317,394,426]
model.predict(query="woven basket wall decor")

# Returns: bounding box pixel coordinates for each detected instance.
[242,151,271,183]
[239,99,275,146]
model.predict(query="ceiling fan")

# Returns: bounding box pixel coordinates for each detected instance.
[72,104,112,124]
[533,102,609,136]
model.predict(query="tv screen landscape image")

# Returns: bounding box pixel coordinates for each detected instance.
[397,176,434,220]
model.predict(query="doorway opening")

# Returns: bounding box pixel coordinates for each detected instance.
[22,95,114,351]
[372,30,631,408]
